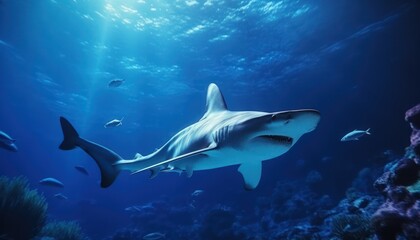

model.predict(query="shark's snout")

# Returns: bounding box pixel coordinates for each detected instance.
[263,109,320,140]
[272,109,320,125]
[291,109,320,132]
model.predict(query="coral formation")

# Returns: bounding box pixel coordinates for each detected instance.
[40,220,85,240]
[371,187,420,240]
[128,200,195,239]
[110,228,142,240]
[374,158,420,194]
[370,103,420,240]
[200,207,244,240]
[0,176,48,240]
[331,214,372,240]
[405,103,420,159]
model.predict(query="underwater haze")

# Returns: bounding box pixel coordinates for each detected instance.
[1,0,420,239]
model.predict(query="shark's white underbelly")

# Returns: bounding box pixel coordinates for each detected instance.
[170,146,288,171]
[171,147,243,171]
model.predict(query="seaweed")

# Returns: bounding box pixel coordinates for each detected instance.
[331,214,373,240]
[41,220,85,240]
[0,176,47,240]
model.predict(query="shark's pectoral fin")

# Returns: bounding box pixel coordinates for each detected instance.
[131,142,218,175]
[238,161,262,190]
[149,167,159,179]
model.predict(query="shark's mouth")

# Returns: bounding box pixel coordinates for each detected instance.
[260,135,293,145]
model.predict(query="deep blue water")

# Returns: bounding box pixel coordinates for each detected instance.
[0,0,419,239]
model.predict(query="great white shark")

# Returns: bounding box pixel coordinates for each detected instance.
[59,83,320,189]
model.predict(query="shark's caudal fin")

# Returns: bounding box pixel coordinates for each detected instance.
[59,117,122,188]
[59,117,79,150]
[366,128,371,135]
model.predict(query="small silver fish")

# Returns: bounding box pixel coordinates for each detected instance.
[125,203,154,212]
[124,206,142,212]
[75,165,89,175]
[0,130,18,152]
[104,118,124,128]
[54,193,68,200]
[143,232,165,240]
[341,128,371,141]
[191,189,204,197]
[39,178,64,188]
[108,79,124,88]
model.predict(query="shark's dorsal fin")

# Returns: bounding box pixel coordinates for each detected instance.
[238,161,262,190]
[134,153,143,159]
[201,83,228,120]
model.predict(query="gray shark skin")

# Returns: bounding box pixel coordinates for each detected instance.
[59,83,320,189]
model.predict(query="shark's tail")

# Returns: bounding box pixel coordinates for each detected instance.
[59,117,122,188]
[59,117,79,150]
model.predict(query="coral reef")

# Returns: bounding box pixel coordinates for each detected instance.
[40,220,86,240]
[0,176,48,239]
[106,177,379,240]
[370,103,420,240]
[200,207,244,240]
[117,200,197,239]
[405,103,420,160]
[331,214,372,240]
[374,158,420,194]
[110,228,142,240]
[371,187,419,240]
